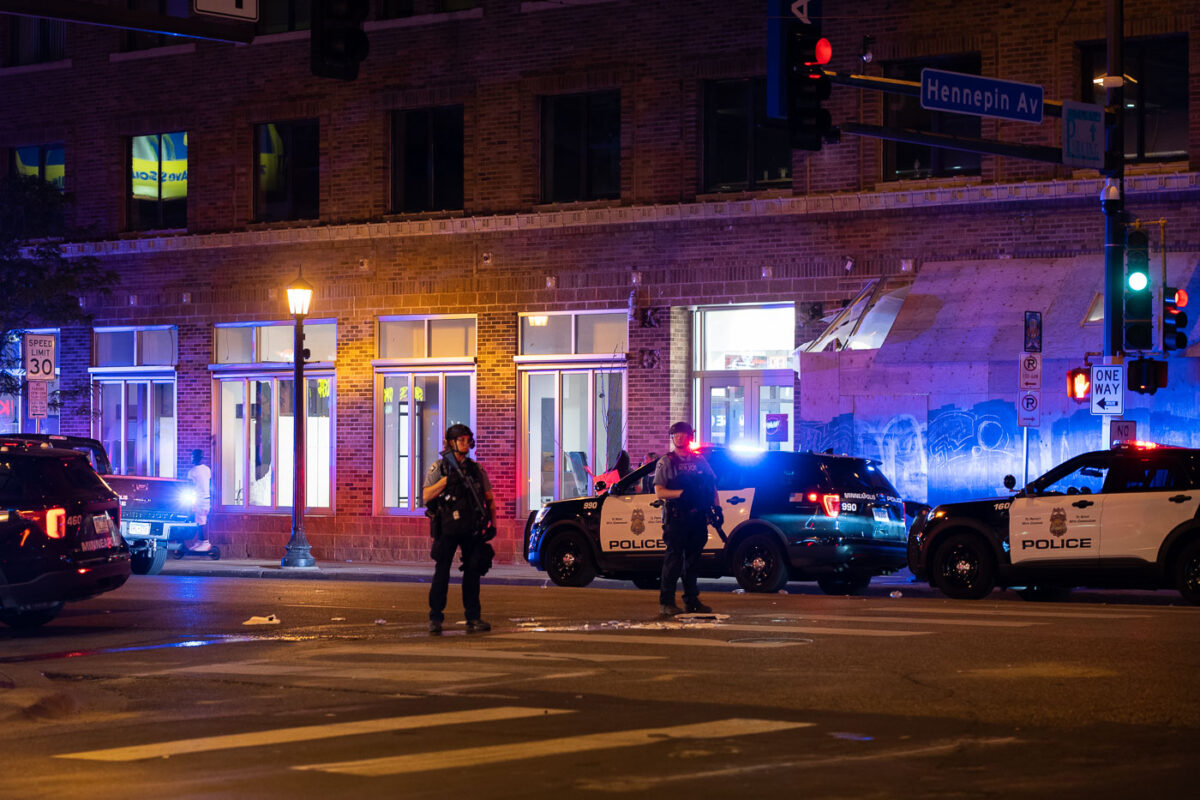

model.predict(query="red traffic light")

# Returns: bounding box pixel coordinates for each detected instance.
[793,33,833,67]
[1067,367,1091,401]
[812,37,832,66]
[1168,287,1188,311]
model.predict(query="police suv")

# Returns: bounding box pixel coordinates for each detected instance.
[907,443,1200,604]
[524,446,909,594]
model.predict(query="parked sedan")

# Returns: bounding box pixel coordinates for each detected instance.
[0,439,130,628]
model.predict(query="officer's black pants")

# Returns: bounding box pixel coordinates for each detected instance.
[429,533,483,623]
[659,520,706,606]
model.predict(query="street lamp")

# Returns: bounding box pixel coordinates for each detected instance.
[282,272,317,569]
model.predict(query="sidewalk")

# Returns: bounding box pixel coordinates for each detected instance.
[157,556,926,593]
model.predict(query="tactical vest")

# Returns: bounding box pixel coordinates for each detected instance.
[664,451,712,526]
[433,458,488,537]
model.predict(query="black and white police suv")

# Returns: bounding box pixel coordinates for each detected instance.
[524,446,909,594]
[907,443,1200,604]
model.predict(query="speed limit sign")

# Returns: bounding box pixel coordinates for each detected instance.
[23,333,56,381]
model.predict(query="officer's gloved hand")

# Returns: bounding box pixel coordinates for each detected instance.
[708,505,724,529]
[481,524,497,541]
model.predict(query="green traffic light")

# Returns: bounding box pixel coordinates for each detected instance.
[1127,271,1148,292]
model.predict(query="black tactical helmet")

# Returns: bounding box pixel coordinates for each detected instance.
[445,423,475,449]
[668,421,695,436]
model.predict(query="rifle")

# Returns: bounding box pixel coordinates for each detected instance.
[439,449,496,540]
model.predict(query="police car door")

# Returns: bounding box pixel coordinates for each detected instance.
[598,463,665,557]
[1010,454,1106,564]
[1099,453,1200,563]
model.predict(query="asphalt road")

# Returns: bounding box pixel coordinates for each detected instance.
[1,576,1197,799]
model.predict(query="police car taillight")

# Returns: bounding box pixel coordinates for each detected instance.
[19,507,66,538]
[805,492,841,517]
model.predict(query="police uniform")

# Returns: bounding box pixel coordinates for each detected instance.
[654,448,717,612]
[424,455,493,628]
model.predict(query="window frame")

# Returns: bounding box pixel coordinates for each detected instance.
[881,53,983,182]
[214,319,338,365]
[10,143,65,191]
[702,77,791,193]
[128,131,188,231]
[6,15,65,66]
[254,120,320,223]
[517,310,629,358]
[1,328,61,435]
[391,105,465,213]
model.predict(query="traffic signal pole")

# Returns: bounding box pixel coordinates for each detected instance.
[1102,0,1125,359]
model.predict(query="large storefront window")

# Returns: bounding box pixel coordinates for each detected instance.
[518,311,627,512]
[696,305,794,450]
[92,327,177,475]
[376,316,476,513]
[214,320,336,511]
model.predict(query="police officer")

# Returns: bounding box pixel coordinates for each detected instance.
[654,421,719,616]
[423,424,497,635]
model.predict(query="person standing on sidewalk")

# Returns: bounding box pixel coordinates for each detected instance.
[423,424,497,635]
[654,421,718,617]
[186,448,213,553]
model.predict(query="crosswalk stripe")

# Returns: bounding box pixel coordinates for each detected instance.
[856,606,1150,620]
[314,644,663,663]
[496,624,927,645]
[296,718,812,776]
[56,707,573,762]
[749,613,1039,627]
[143,663,509,683]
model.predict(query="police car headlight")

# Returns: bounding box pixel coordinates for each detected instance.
[533,506,550,525]
[930,508,947,520]
[178,487,198,507]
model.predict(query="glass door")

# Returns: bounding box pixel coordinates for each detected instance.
[700,371,793,450]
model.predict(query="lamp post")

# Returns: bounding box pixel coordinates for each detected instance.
[282,273,317,569]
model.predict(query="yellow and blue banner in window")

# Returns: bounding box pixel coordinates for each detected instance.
[131,132,187,200]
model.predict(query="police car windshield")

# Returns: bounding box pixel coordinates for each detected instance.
[0,453,110,506]
[821,459,900,496]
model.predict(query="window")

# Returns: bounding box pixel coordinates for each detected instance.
[798,278,914,353]
[91,327,178,476]
[256,0,311,34]
[519,311,627,356]
[541,91,620,202]
[518,310,627,511]
[214,319,336,511]
[6,16,65,65]
[882,54,982,181]
[256,121,320,222]
[129,132,187,230]
[215,321,336,364]
[0,330,61,435]
[10,143,64,191]
[700,306,794,369]
[1080,37,1188,162]
[703,78,791,192]
[376,316,475,512]
[124,0,189,51]
[392,106,464,213]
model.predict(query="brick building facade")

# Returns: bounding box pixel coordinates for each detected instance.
[2,0,1197,563]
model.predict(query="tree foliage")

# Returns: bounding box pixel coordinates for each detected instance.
[0,174,115,404]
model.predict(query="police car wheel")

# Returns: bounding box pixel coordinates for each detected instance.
[130,545,168,576]
[545,530,597,587]
[817,574,871,596]
[1174,539,1200,606]
[931,533,996,600]
[732,534,787,593]
[0,603,63,629]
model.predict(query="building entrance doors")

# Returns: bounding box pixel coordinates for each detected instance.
[699,370,793,450]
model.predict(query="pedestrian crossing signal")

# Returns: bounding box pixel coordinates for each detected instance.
[1162,286,1189,354]
[1066,367,1090,402]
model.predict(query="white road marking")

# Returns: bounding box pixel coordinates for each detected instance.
[296,718,813,776]
[56,707,573,762]
[494,624,927,646]
[315,644,663,662]
[144,663,508,683]
[854,606,1151,620]
[749,613,1039,627]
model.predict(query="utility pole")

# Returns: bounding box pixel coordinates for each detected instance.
[1101,0,1125,358]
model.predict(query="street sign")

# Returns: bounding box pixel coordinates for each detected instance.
[1062,101,1105,169]
[1024,310,1042,353]
[1109,419,1137,448]
[1017,390,1040,428]
[193,0,259,21]
[23,333,56,381]
[920,69,1044,123]
[27,380,48,419]
[1019,352,1042,390]
[1090,365,1124,416]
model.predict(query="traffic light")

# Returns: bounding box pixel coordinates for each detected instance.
[787,30,834,151]
[1163,286,1189,354]
[311,0,370,81]
[1123,228,1152,352]
[1066,367,1091,402]
[1128,357,1167,395]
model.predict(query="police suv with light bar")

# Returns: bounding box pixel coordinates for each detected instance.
[907,443,1200,603]
[525,445,909,594]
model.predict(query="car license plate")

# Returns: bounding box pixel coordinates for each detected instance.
[872,507,890,523]
[94,513,113,535]
[129,521,151,536]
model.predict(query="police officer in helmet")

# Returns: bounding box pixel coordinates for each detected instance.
[423,423,497,634]
[653,421,719,616]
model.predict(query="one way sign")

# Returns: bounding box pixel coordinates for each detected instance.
[1091,365,1124,416]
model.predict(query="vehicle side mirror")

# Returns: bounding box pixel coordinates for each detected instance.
[1003,474,1016,491]
[593,480,607,494]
